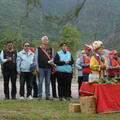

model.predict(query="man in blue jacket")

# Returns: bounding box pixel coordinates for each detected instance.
[17,42,35,100]
[54,42,74,101]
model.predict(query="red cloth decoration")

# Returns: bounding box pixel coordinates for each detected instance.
[80,82,120,114]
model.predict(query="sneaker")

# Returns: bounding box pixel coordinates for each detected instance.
[20,96,25,100]
[66,97,71,101]
[62,98,67,101]
[27,95,33,100]
[53,97,58,101]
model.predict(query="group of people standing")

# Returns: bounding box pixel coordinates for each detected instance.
[0,38,119,100]
[76,40,120,95]
[0,36,74,101]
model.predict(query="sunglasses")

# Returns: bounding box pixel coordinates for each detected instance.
[24,45,30,47]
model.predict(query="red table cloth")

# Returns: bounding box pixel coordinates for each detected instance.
[80,82,120,114]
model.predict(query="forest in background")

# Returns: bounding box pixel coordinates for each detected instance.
[0,0,120,55]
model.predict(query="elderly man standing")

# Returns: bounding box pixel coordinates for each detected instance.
[35,36,54,100]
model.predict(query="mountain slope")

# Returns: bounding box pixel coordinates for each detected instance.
[0,0,120,50]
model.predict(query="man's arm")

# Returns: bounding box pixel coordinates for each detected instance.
[69,55,74,65]
[17,52,21,73]
[35,48,39,70]
[1,50,7,63]
[76,58,82,70]
[54,53,65,66]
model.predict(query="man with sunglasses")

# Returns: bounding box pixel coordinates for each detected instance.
[17,42,35,100]
[1,41,17,99]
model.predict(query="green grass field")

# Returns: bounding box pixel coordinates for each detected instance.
[0,100,120,120]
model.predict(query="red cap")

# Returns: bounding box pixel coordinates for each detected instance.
[85,45,91,50]
[66,47,70,51]
[112,50,118,55]
[30,47,35,53]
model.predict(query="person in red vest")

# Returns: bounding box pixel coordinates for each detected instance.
[80,45,92,82]
[108,50,120,77]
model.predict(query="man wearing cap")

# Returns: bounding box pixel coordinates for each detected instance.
[54,42,74,101]
[107,50,120,78]
[79,45,92,82]
[89,41,107,81]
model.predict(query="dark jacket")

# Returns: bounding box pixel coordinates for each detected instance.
[2,49,17,73]
[35,47,53,69]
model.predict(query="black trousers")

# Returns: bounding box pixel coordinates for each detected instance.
[78,76,83,96]
[32,75,38,97]
[20,72,33,97]
[56,72,72,98]
[3,71,17,99]
[51,73,57,98]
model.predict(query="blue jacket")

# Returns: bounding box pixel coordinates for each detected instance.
[17,50,35,72]
[56,50,73,73]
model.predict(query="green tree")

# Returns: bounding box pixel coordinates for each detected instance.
[59,24,84,58]
[0,26,25,52]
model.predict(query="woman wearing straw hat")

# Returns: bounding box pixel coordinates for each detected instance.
[89,41,107,82]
